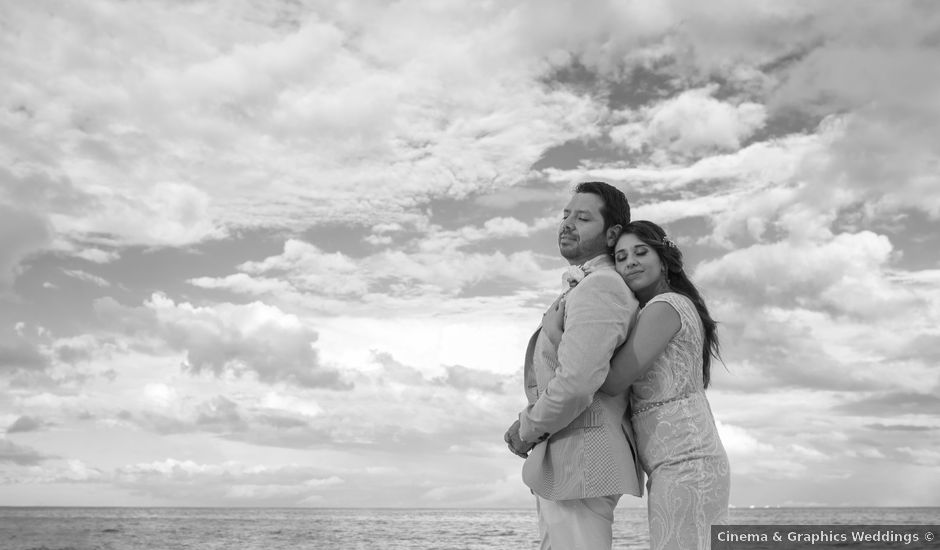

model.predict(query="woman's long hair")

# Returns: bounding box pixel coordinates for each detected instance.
[621,221,722,388]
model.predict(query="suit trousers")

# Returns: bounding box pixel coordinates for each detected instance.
[536,494,621,550]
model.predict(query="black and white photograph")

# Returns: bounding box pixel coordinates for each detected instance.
[1,1,939,548]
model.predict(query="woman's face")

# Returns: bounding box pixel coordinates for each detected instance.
[614,233,664,292]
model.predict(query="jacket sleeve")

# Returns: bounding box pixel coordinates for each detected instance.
[523,328,540,405]
[518,270,636,442]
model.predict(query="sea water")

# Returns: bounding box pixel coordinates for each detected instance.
[1,506,938,550]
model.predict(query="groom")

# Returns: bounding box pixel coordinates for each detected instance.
[504,181,642,549]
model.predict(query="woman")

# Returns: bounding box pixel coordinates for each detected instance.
[601,221,730,550]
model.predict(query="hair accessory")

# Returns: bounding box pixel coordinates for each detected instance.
[662,235,678,249]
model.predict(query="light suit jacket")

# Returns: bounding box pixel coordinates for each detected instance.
[518,256,643,500]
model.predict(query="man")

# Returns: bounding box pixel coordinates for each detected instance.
[504,181,642,549]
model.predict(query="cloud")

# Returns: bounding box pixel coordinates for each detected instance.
[0,458,103,484]
[62,269,111,288]
[6,415,44,433]
[473,186,564,210]
[53,334,120,366]
[834,392,940,417]
[113,357,518,452]
[693,223,939,399]
[325,351,520,446]
[891,334,940,363]
[190,236,561,319]
[717,421,775,457]
[712,420,814,480]
[54,182,225,248]
[713,402,934,493]
[865,423,936,433]
[762,4,940,221]
[542,131,820,234]
[371,351,426,387]
[1,0,610,249]
[895,447,940,467]
[125,411,191,436]
[2,452,349,505]
[696,231,899,314]
[195,396,247,432]
[258,390,323,418]
[433,364,508,394]
[110,348,518,453]
[417,216,540,252]
[0,324,125,385]
[255,414,309,430]
[93,294,349,389]
[542,4,940,236]
[0,204,51,289]
[0,438,48,465]
[236,239,367,297]
[188,273,295,297]
[102,392,307,439]
[610,86,767,160]
[4,0,938,252]
[0,329,49,373]
[111,459,344,505]
[150,295,341,388]
[71,248,121,264]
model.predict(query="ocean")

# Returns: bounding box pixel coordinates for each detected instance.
[1,507,938,550]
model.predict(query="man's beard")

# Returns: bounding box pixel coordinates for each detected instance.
[559,232,607,260]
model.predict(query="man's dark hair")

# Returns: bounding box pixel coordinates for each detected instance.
[574,181,631,230]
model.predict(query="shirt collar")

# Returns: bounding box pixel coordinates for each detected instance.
[580,253,614,272]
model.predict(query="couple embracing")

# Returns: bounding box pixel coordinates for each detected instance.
[504,182,730,550]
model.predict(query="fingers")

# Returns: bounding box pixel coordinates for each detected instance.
[504,419,528,458]
[507,442,528,459]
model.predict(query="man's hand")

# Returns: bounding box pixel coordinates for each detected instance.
[504,419,535,458]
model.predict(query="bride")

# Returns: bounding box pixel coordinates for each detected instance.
[601,220,731,550]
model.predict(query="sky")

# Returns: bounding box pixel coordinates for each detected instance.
[2,0,940,509]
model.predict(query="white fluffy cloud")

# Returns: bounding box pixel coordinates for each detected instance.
[697,231,898,313]
[1,0,607,254]
[93,293,346,389]
[611,86,767,159]
[53,182,223,248]
[191,231,561,318]
[149,294,343,388]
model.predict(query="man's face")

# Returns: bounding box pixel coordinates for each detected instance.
[558,192,613,265]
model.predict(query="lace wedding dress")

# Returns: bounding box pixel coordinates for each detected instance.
[630,292,731,550]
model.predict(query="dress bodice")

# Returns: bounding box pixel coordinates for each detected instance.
[630,292,705,411]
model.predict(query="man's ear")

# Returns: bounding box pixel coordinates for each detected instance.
[606,224,622,247]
